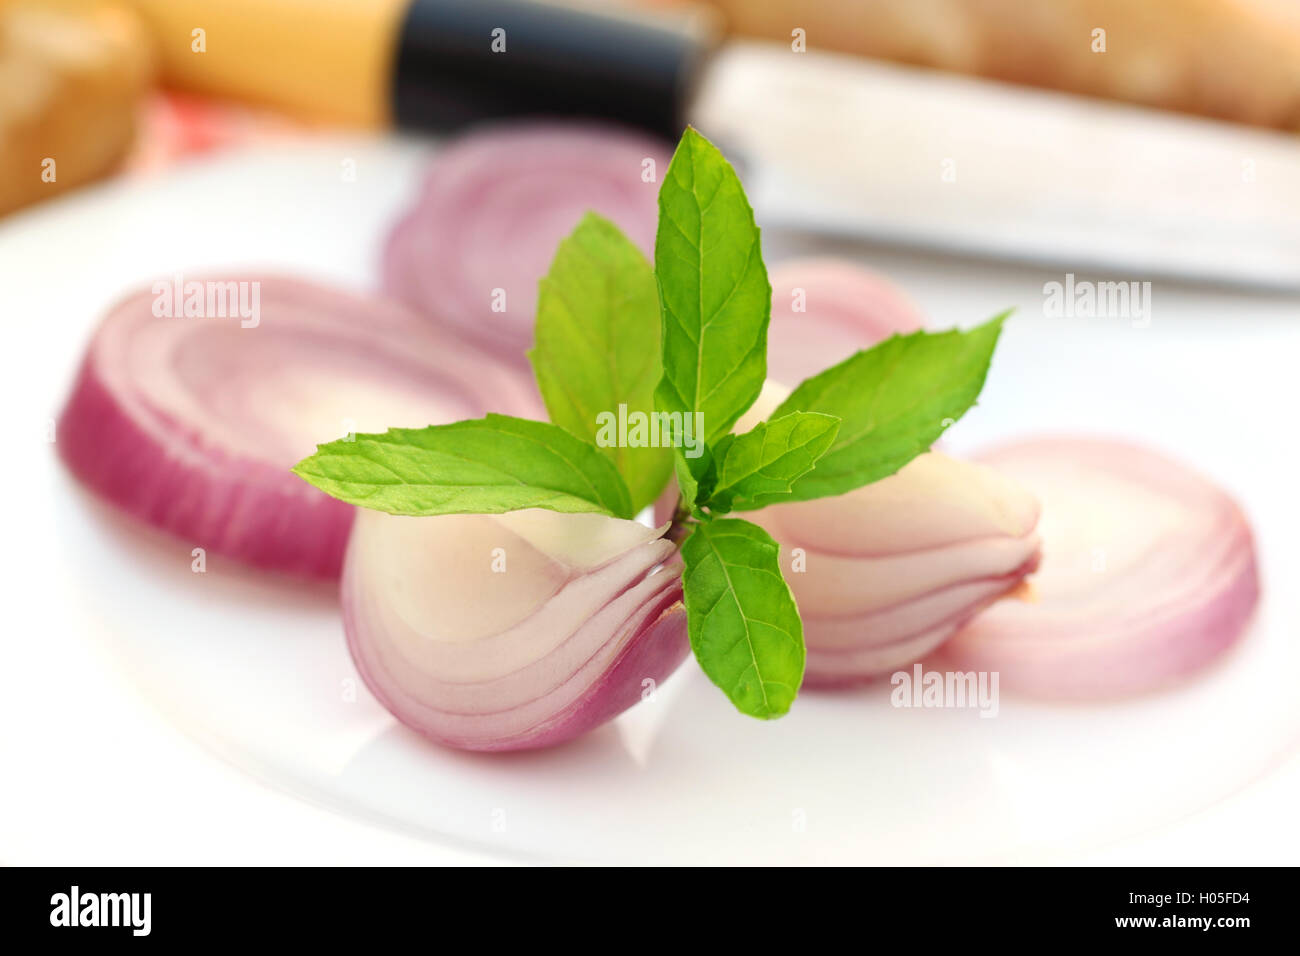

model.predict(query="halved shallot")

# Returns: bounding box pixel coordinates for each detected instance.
[686,383,1044,686]
[343,508,688,751]
[382,124,669,364]
[57,276,540,578]
[750,451,1042,686]
[934,437,1260,697]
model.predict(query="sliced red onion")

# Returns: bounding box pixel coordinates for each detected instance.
[766,258,925,388]
[382,124,669,364]
[934,437,1260,698]
[57,276,540,578]
[343,508,688,751]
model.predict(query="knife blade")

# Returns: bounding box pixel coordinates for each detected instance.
[689,43,1300,289]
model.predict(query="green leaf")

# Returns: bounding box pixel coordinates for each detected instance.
[292,414,634,519]
[655,126,770,444]
[528,213,673,511]
[672,436,721,516]
[773,313,1007,501]
[703,412,841,512]
[673,449,704,514]
[680,517,805,719]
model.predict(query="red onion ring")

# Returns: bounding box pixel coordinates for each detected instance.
[382,124,669,365]
[57,276,540,578]
[343,509,688,751]
[934,437,1261,697]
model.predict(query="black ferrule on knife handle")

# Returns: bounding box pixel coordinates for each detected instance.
[393,0,712,140]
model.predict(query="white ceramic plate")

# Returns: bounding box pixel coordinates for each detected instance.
[2,137,1299,865]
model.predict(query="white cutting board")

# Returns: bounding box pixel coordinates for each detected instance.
[1,136,1298,864]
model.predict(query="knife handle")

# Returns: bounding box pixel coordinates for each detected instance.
[393,0,715,139]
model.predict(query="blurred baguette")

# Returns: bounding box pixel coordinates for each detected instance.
[0,1,153,216]
[683,0,1300,129]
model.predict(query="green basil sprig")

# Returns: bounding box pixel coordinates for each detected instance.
[294,126,1006,720]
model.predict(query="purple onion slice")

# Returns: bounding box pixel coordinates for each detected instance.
[58,276,540,578]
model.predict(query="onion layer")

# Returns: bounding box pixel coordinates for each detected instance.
[57,276,540,578]
[934,437,1260,698]
[750,451,1042,686]
[766,258,924,388]
[382,124,669,364]
[343,508,688,751]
